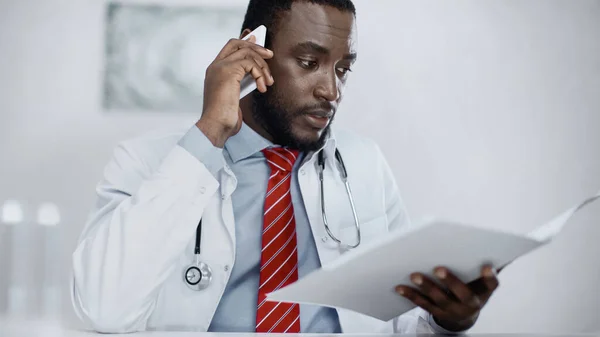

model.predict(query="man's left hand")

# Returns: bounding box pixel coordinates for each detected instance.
[395,265,500,332]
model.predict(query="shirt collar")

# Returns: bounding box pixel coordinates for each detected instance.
[225,122,273,163]
[224,121,338,165]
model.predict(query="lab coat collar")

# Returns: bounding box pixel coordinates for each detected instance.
[224,121,338,167]
[301,128,338,169]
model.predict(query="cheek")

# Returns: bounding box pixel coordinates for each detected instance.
[337,84,345,102]
[271,82,309,113]
[272,60,313,97]
[278,78,312,101]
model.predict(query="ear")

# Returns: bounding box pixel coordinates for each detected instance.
[239,28,254,40]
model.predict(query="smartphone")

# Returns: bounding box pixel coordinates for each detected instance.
[239,25,267,99]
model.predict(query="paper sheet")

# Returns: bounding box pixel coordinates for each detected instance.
[266,190,600,322]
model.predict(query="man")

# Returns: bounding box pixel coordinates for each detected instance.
[71,0,500,334]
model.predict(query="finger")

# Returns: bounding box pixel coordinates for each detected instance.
[395,286,447,319]
[216,38,273,61]
[433,267,481,309]
[478,265,500,303]
[466,278,488,297]
[222,48,274,86]
[409,273,455,311]
[233,58,269,93]
[246,34,256,43]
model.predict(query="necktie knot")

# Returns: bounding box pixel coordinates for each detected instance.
[262,147,299,173]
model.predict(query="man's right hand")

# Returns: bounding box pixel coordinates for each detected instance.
[196,35,274,148]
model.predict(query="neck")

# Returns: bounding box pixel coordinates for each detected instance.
[240,96,275,143]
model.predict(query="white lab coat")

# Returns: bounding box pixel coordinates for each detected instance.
[70,123,445,334]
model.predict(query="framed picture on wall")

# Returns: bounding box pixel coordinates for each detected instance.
[103,2,246,113]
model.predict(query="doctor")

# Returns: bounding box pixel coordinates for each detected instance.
[71,0,500,334]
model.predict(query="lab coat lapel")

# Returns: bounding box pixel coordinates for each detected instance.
[298,142,347,268]
[218,163,238,258]
[297,135,395,334]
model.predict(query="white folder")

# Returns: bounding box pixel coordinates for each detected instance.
[267,190,600,321]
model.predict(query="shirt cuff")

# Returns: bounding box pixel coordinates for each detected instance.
[177,125,225,178]
[428,313,469,335]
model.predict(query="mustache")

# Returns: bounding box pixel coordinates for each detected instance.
[256,88,336,117]
[298,103,336,116]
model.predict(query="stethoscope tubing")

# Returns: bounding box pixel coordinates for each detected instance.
[185,148,362,289]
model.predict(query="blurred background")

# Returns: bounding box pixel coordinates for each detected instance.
[0,0,599,334]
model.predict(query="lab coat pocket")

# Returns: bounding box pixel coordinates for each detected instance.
[339,214,388,247]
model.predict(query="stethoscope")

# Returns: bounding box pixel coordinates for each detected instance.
[317,149,361,250]
[183,223,212,291]
[184,149,362,290]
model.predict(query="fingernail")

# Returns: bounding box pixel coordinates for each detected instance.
[411,274,423,286]
[435,268,447,279]
[396,287,405,296]
[270,75,274,82]
[484,267,496,278]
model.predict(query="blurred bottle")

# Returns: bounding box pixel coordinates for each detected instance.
[37,202,62,320]
[0,200,16,317]
[2,200,30,319]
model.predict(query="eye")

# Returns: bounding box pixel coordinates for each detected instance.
[337,67,353,76]
[298,59,318,69]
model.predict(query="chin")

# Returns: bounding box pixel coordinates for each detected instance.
[293,128,323,142]
[287,127,329,152]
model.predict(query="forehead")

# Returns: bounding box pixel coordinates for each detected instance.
[274,2,357,53]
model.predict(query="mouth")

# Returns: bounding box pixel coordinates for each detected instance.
[303,111,332,130]
[304,109,334,119]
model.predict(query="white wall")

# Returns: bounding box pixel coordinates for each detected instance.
[0,0,599,333]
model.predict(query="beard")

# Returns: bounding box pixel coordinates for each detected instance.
[251,86,334,152]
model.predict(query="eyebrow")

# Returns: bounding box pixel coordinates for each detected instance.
[292,41,357,61]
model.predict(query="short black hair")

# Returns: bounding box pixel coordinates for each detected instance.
[240,0,356,48]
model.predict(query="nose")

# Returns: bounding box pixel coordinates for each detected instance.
[313,68,340,102]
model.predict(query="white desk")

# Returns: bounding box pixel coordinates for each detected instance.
[2,318,599,337]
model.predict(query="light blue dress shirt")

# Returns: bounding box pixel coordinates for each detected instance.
[178,123,341,333]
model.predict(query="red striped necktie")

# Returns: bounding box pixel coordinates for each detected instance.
[255,147,301,333]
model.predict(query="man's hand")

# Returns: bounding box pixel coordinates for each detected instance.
[196,35,274,148]
[395,265,500,332]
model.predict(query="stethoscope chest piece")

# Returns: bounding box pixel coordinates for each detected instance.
[184,261,212,291]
